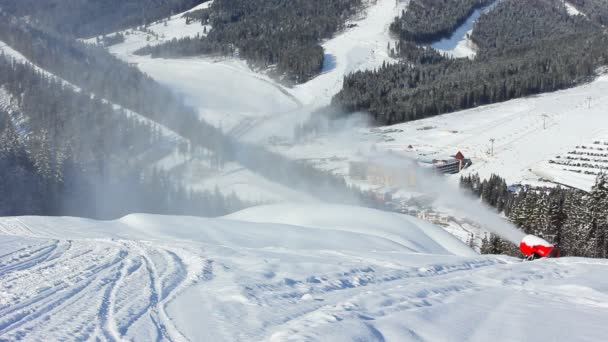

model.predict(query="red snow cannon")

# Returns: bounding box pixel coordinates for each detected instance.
[519,235,560,260]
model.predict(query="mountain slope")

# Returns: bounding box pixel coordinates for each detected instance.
[1,207,607,341]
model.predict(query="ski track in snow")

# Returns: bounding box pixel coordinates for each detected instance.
[1,211,608,341]
[2,1,608,339]
[0,231,205,341]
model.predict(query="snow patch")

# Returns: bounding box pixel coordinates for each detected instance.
[564,1,584,16]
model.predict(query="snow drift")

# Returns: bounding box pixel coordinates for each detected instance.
[226,204,476,256]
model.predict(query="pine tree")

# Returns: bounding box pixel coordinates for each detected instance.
[589,174,608,258]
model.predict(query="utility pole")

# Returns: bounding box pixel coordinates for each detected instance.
[587,96,593,109]
[541,114,549,130]
[490,138,495,156]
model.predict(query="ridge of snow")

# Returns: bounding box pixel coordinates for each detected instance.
[225,203,476,257]
[1,211,608,341]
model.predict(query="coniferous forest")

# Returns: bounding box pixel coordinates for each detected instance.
[390,0,493,43]
[0,0,607,260]
[0,54,245,219]
[0,11,384,218]
[461,174,608,259]
[134,0,362,83]
[567,0,608,25]
[332,0,608,125]
[0,0,208,37]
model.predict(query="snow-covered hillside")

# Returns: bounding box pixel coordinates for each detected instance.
[81,0,608,248]
[0,41,183,145]
[1,206,607,341]
[103,0,608,194]
[86,1,215,56]
[271,73,608,193]
[1,38,320,204]
[378,74,608,191]
[105,0,407,139]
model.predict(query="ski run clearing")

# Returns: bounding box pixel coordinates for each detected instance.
[1,204,608,341]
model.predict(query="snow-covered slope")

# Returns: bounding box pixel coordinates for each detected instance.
[100,0,608,193]
[1,207,607,341]
[288,0,406,107]
[105,0,406,141]
[275,73,608,192]
[85,1,215,56]
[123,56,301,132]
[0,41,183,145]
[378,74,608,190]
[227,204,475,257]
[1,38,318,203]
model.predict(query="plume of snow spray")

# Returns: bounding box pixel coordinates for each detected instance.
[372,153,526,244]
[281,108,525,244]
[304,110,525,244]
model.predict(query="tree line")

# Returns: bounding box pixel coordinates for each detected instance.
[390,0,493,44]
[470,0,598,52]
[0,13,231,162]
[567,0,608,26]
[0,14,392,217]
[331,0,608,125]
[0,0,208,37]
[135,0,362,83]
[461,173,608,259]
[0,54,245,219]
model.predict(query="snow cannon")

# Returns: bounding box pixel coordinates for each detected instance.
[519,235,560,260]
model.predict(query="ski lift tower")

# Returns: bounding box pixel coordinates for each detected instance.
[541,114,549,130]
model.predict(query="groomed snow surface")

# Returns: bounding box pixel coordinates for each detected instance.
[2,204,608,341]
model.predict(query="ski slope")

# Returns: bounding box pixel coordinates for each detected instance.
[101,0,608,192]
[274,73,608,192]
[86,1,215,56]
[1,38,319,203]
[106,0,407,141]
[378,74,608,190]
[287,0,406,107]
[123,56,301,132]
[1,205,608,341]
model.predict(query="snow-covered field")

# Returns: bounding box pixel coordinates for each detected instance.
[127,56,301,132]
[2,205,608,341]
[379,74,608,191]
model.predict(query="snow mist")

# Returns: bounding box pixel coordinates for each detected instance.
[305,111,526,245]
[371,153,525,244]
